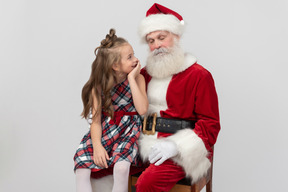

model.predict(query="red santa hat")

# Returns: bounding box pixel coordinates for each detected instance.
[138,3,185,42]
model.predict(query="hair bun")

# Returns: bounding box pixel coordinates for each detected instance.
[100,28,117,48]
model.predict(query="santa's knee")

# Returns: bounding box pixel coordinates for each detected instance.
[135,174,159,192]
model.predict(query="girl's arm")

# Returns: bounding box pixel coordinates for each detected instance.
[128,63,148,115]
[90,88,109,168]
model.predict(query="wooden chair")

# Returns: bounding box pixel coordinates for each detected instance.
[128,148,214,192]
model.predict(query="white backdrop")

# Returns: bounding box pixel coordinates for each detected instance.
[1,0,287,191]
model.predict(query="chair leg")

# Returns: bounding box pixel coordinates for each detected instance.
[128,175,132,192]
[191,184,201,192]
[206,179,212,192]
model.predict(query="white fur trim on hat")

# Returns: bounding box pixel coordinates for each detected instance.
[138,14,185,42]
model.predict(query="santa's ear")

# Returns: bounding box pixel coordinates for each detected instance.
[173,33,180,41]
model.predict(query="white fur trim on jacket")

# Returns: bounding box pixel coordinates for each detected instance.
[176,53,197,74]
[147,76,171,116]
[138,129,211,183]
[138,14,185,42]
[168,129,211,183]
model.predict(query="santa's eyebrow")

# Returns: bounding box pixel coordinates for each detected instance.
[146,36,154,40]
[146,38,154,43]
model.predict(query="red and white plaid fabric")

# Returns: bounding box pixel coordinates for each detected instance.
[74,79,142,172]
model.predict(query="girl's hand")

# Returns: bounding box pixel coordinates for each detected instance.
[93,144,109,168]
[128,61,141,80]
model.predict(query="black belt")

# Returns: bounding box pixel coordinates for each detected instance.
[142,113,195,135]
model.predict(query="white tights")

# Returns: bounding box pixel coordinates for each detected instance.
[75,168,92,192]
[75,161,131,192]
[112,161,131,192]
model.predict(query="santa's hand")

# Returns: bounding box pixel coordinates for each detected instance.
[148,140,178,166]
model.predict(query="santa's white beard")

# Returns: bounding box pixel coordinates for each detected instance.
[146,43,185,79]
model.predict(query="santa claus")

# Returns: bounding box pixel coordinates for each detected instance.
[133,3,221,191]
[90,3,220,192]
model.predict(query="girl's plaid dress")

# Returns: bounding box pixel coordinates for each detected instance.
[74,79,142,172]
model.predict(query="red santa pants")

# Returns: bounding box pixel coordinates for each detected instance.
[135,160,186,192]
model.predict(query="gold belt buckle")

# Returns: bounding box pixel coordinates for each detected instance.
[142,113,157,135]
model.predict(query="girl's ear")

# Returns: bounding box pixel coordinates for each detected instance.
[112,63,120,71]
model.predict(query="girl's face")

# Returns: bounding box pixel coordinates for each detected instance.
[117,43,139,74]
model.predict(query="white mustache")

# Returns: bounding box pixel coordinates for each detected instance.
[152,48,169,56]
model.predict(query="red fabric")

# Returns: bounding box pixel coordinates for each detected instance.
[90,167,114,179]
[135,160,186,192]
[90,163,147,179]
[140,68,152,92]
[90,165,146,179]
[146,3,183,21]
[135,160,185,192]
[141,63,220,159]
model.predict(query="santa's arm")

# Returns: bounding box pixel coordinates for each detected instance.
[193,70,220,155]
[166,70,220,181]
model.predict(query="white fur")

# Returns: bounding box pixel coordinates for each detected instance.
[168,129,211,183]
[91,175,113,192]
[138,133,159,161]
[147,76,171,115]
[146,41,185,79]
[138,14,185,42]
[177,53,197,74]
[139,129,211,183]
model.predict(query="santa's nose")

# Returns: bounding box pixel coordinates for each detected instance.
[149,41,162,51]
[155,41,162,49]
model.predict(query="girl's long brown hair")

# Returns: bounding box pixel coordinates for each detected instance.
[81,29,128,119]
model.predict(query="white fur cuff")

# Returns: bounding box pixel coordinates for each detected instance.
[168,129,211,183]
[138,133,159,162]
[138,129,211,183]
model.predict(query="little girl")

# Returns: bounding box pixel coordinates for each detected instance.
[73,29,148,192]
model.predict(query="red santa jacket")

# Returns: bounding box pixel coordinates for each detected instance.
[139,54,220,182]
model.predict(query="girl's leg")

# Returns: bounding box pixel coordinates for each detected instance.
[75,168,92,192]
[112,161,131,192]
